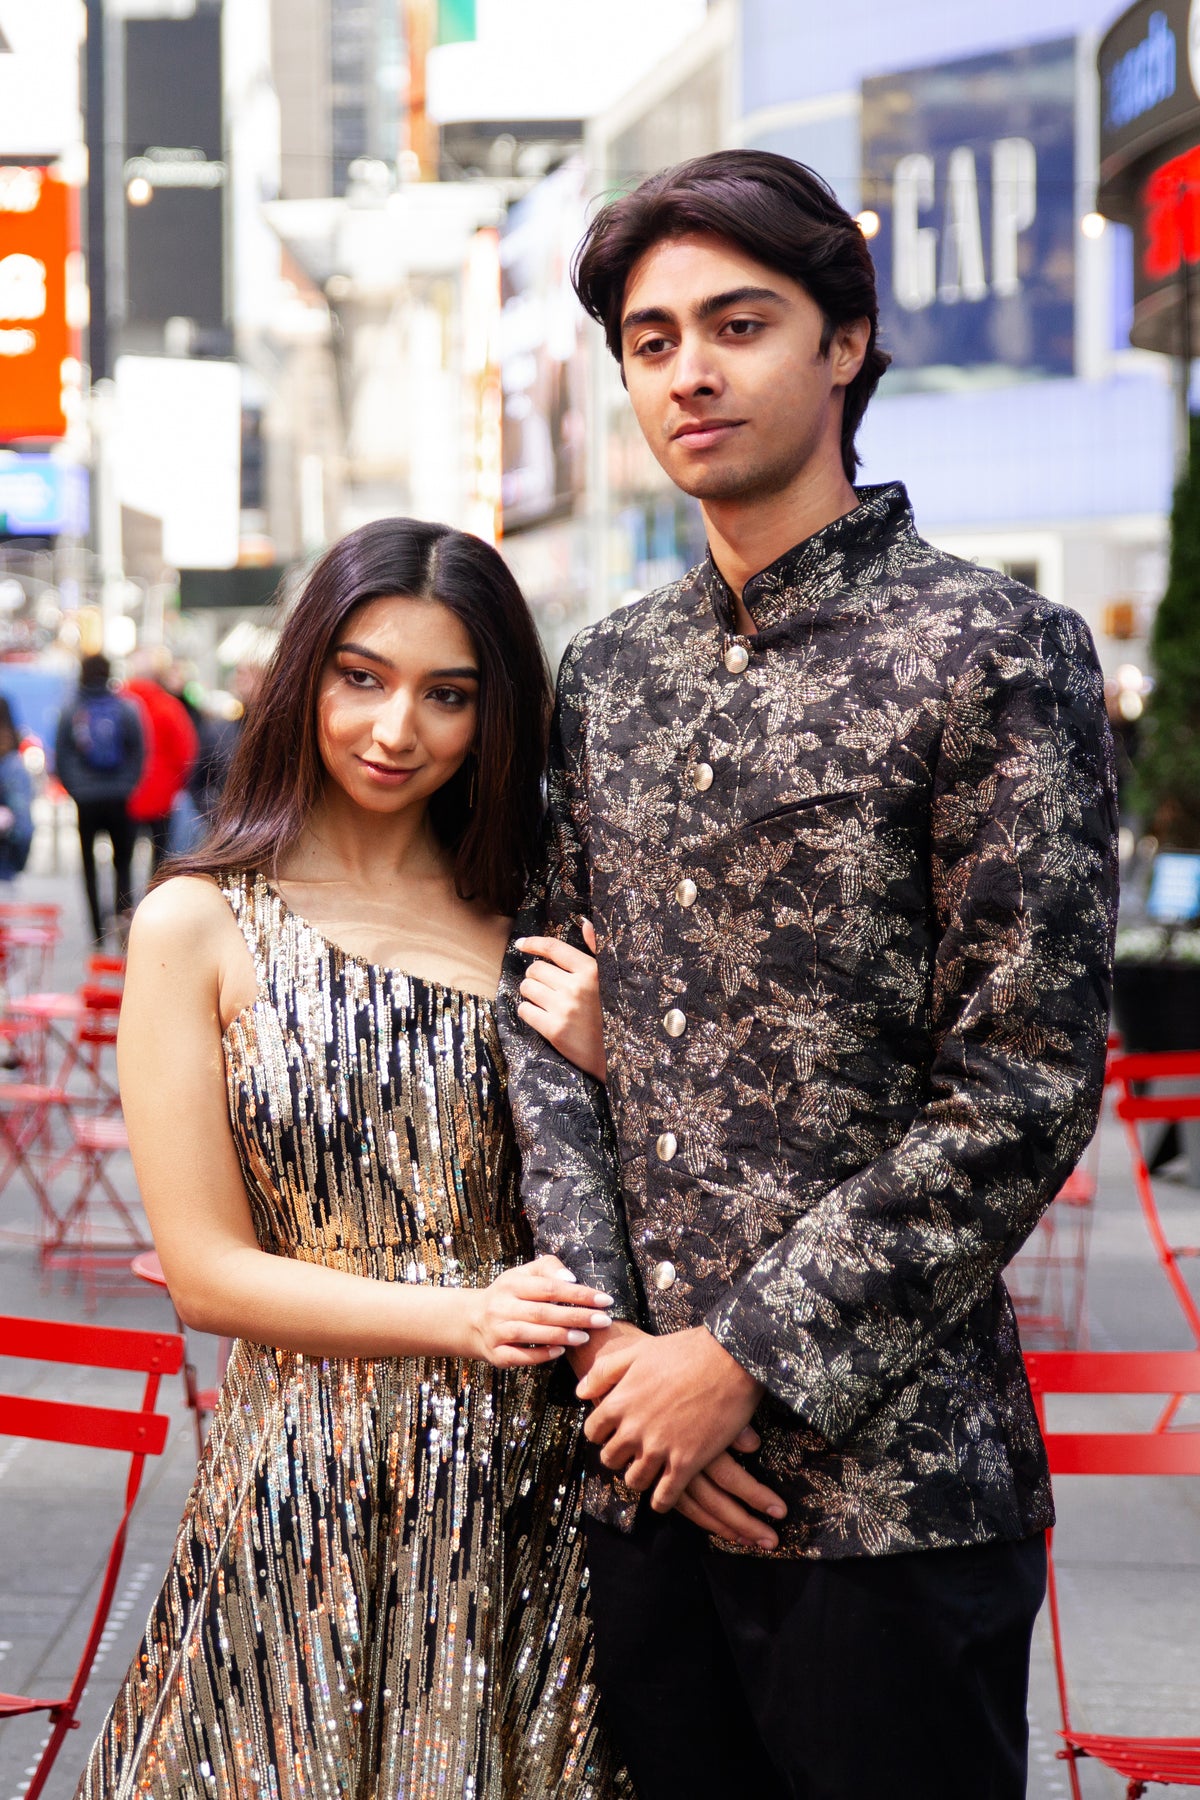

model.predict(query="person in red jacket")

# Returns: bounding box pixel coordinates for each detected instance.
[123,648,199,876]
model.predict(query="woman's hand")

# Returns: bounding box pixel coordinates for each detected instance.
[515,920,607,1080]
[466,1254,613,1368]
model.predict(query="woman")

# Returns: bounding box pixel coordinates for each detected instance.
[75,520,628,1800]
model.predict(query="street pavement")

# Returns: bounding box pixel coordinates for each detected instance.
[1,831,1198,1799]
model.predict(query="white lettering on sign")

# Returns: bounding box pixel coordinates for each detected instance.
[0,327,35,356]
[939,147,987,301]
[893,136,1037,311]
[0,167,39,213]
[992,137,1037,297]
[0,253,46,320]
[893,152,937,310]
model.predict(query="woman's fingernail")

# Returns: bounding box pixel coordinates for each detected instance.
[514,938,526,949]
[593,1292,613,1305]
[767,1504,787,1519]
[562,1270,577,1282]
[547,1346,565,1358]
[756,1537,775,1550]
[566,1330,589,1346]
[590,1313,612,1328]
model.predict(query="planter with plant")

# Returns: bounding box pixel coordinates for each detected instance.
[1115,413,1200,1053]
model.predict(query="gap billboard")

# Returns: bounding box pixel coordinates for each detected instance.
[861,38,1078,378]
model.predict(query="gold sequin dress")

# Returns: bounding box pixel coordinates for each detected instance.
[75,872,625,1800]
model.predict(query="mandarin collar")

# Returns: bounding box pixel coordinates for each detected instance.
[700,481,916,634]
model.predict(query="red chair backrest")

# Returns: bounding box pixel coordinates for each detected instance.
[0,1315,183,1453]
[1109,1050,1200,1123]
[1025,1350,1200,1476]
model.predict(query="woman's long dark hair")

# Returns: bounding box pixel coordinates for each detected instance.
[164,518,553,916]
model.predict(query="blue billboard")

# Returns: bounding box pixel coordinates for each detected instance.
[862,38,1078,377]
[0,454,89,536]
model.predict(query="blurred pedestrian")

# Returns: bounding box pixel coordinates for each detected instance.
[500,149,1119,1800]
[123,647,198,875]
[0,696,34,882]
[55,652,144,945]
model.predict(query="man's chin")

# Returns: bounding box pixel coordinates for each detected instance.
[665,455,797,505]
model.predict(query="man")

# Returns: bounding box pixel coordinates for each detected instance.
[498,151,1118,1800]
[123,647,199,874]
[56,653,144,945]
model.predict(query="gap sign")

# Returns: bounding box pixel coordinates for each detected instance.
[862,38,1077,377]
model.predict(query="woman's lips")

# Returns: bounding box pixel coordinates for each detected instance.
[358,758,417,784]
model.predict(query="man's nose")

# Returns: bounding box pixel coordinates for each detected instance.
[670,333,723,402]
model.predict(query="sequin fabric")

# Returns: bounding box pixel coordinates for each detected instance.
[75,871,626,1800]
[499,482,1119,1559]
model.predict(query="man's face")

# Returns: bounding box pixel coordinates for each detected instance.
[619,232,868,504]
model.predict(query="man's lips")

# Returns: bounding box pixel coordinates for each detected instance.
[670,419,745,449]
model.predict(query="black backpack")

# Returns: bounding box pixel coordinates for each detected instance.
[70,692,126,773]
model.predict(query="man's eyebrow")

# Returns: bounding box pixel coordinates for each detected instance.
[621,285,788,337]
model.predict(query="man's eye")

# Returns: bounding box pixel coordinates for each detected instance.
[634,335,671,358]
[725,318,762,338]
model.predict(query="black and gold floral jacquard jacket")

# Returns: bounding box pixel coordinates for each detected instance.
[498,482,1119,1560]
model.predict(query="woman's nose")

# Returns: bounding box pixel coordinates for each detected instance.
[373,692,419,751]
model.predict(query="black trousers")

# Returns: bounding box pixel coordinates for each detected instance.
[584,1509,1046,1800]
[75,800,136,942]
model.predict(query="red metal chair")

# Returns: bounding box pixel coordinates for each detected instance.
[0,1313,184,1800]
[1108,1051,1200,1425]
[131,1249,228,1458]
[1026,1349,1200,1799]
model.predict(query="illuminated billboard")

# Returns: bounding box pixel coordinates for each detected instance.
[0,167,79,442]
[0,453,88,535]
[861,38,1077,378]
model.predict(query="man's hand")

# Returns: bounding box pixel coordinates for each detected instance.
[577,1323,770,1519]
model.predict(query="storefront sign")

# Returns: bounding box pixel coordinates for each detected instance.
[0,168,78,442]
[0,453,88,534]
[1099,0,1200,194]
[862,39,1077,377]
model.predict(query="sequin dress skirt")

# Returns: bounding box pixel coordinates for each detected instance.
[74,873,625,1800]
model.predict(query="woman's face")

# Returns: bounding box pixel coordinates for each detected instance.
[316,594,479,817]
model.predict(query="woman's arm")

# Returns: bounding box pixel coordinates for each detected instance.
[118,879,612,1368]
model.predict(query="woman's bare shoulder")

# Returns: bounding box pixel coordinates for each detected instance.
[128,874,237,959]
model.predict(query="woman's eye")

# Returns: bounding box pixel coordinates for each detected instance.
[429,687,470,708]
[342,667,378,689]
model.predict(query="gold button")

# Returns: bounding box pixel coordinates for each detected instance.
[655,1131,678,1162]
[652,1260,677,1291]
[691,762,714,792]
[724,641,750,674]
[675,878,697,907]
[663,1008,686,1038]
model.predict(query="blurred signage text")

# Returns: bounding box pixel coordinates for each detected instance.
[1099,0,1200,191]
[862,39,1077,379]
[0,454,88,535]
[0,168,79,442]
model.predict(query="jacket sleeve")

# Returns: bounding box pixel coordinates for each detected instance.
[496,639,642,1321]
[122,702,146,793]
[706,604,1119,1446]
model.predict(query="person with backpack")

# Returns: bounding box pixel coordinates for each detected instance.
[0,695,34,883]
[55,653,145,945]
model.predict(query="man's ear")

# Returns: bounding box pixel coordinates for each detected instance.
[831,317,871,389]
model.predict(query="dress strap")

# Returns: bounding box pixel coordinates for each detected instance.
[218,869,279,992]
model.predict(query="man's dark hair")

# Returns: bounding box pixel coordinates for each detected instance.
[80,653,111,688]
[573,150,891,481]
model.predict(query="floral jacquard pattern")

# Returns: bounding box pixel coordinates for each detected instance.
[498,483,1119,1561]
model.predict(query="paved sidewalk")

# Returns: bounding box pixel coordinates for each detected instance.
[1,852,1198,1799]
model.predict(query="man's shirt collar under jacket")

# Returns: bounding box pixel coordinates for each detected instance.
[698,480,916,636]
